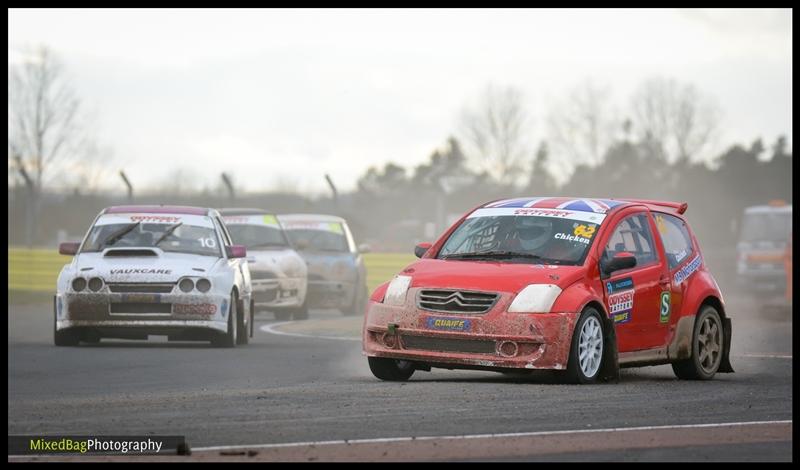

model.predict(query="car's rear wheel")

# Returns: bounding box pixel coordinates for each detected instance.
[368,357,415,381]
[213,292,238,348]
[672,305,723,380]
[563,307,604,384]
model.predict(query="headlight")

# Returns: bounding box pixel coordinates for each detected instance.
[88,277,104,292]
[72,277,87,292]
[384,275,412,305]
[507,284,562,313]
[179,278,195,293]
[196,278,211,293]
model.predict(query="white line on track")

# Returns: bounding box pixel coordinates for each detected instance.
[260,321,360,342]
[735,353,792,359]
[193,419,792,452]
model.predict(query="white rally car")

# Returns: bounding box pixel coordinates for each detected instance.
[54,205,254,347]
[220,208,309,321]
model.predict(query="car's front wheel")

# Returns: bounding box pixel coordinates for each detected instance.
[212,292,238,348]
[236,298,249,345]
[563,307,605,384]
[672,305,723,380]
[291,298,309,321]
[53,301,79,346]
[368,357,415,381]
[342,284,368,317]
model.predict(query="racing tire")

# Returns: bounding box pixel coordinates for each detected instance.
[672,306,723,380]
[82,331,101,344]
[54,327,79,346]
[236,298,249,345]
[249,300,255,338]
[291,298,309,321]
[212,292,238,348]
[562,307,605,384]
[342,284,368,317]
[367,357,415,381]
[54,308,79,346]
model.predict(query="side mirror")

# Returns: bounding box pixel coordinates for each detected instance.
[603,252,637,276]
[226,245,247,258]
[358,243,371,254]
[59,242,80,256]
[294,239,309,251]
[414,242,432,258]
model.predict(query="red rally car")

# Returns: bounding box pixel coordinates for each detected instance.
[362,197,734,384]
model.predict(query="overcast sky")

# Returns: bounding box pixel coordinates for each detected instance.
[8,8,793,195]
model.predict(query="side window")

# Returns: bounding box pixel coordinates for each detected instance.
[654,213,694,270]
[603,213,657,267]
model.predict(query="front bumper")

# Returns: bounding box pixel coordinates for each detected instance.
[55,291,229,333]
[251,277,305,309]
[362,292,580,370]
[307,279,356,309]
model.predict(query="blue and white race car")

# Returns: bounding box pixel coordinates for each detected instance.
[278,214,369,316]
[55,205,254,347]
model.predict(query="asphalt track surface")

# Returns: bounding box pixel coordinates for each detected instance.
[8,294,793,461]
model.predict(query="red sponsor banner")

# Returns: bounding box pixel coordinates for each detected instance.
[608,290,634,314]
[512,208,573,218]
[173,303,217,315]
[130,215,181,224]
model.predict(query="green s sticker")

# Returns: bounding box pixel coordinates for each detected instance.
[660,291,671,323]
[263,215,279,226]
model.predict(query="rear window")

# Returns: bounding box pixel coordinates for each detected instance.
[654,213,694,270]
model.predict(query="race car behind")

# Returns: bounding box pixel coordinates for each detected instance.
[279,214,369,316]
[55,205,254,347]
[220,208,308,321]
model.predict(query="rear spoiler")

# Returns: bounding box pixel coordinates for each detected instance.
[617,199,688,214]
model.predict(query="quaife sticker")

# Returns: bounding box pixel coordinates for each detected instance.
[425,317,471,331]
[673,254,702,284]
[611,312,630,324]
[660,291,671,323]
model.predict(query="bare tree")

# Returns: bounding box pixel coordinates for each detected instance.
[631,77,721,163]
[68,142,115,194]
[9,46,86,245]
[546,80,617,173]
[459,84,532,186]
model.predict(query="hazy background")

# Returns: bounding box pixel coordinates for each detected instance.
[8,8,793,266]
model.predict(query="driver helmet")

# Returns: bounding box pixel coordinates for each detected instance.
[516,217,552,251]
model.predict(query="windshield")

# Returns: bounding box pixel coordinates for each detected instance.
[82,220,221,257]
[438,212,603,265]
[226,224,289,249]
[285,227,349,252]
[740,212,791,243]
